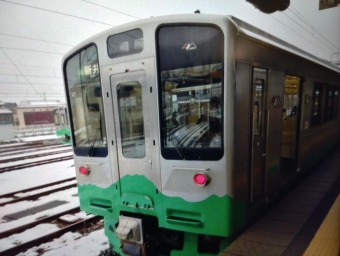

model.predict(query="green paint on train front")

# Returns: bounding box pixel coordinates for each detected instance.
[77,175,247,255]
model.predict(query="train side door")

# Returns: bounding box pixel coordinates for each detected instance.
[109,59,160,206]
[250,68,267,204]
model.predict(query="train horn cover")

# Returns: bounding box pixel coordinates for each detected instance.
[246,0,290,14]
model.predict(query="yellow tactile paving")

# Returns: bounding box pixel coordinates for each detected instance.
[303,195,340,256]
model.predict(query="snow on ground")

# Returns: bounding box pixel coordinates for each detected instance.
[0,146,71,161]
[17,229,109,256]
[0,138,110,255]
[18,135,59,142]
[0,159,75,195]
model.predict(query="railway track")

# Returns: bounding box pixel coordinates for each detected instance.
[0,144,71,158]
[0,141,61,153]
[0,155,74,173]
[0,178,77,207]
[0,213,102,256]
[0,148,72,164]
[0,140,100,256]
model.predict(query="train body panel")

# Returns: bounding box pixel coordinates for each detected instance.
[62,14,340,255]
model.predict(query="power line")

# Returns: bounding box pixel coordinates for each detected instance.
[0,73,62,79]
[0,47,45,100]
[287,5,340,52]
[276,12,333,52]
[0,32,74,47]
[0,62,62,71]
[279,11,337,54]
[1,0,115,27]
[0,81,63,85]
[270,14,331,55]
[1,47,64,55]
[82,0,141,20]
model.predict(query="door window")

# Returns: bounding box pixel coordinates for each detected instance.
[252,68,267,139]
[117,82,145,158]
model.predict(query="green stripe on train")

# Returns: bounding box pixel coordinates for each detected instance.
[78,175,247,254]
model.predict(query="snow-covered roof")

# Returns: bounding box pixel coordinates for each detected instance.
[18,100,65,108]
[0,109,12,114]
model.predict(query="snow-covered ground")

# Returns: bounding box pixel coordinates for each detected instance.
[0,136,110,255]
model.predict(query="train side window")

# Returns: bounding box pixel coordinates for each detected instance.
[116,82,146,159]
[333,89,339,119]
[324,85,334,122]
[107,29,143,58]
[311,83,323,127]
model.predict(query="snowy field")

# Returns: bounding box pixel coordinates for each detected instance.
[0,135,110,255]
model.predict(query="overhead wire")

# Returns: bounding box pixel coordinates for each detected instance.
[0,73,62,79]
[0,48,45,100]
[0,62,62,72]
[0,0,90,101]
[1,0,115,27]
[82,0,141,20]
[269,14,331,55]
[287,4,340,52]
[1,47,64,55]
[272,1,340,58]
[0,32,74,47]
[278,11,336,54]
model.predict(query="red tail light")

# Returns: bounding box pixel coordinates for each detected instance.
[79,165,90,176]
[193,172,210,186]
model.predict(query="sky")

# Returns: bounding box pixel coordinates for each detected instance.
[0,0,339,104]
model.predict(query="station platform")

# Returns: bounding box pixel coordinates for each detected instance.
[221,148,340,256]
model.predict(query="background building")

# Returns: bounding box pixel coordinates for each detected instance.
[0,101,16,141]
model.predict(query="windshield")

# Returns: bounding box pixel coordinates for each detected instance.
[65,44,107,157]
[157,25,224,160]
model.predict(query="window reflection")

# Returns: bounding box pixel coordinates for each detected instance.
[161,64,222,149]
[107,29,143,58]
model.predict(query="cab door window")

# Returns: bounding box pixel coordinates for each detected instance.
[117,82,146,158]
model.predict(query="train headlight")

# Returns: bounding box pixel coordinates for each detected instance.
[193,172,210,186]
[79,165,90,176]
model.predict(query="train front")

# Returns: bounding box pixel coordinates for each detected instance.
[62,15,247,256]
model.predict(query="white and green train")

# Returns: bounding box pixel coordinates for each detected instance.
[62,14,340,255]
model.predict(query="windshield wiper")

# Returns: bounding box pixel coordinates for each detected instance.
[88,115,102,157]
[88,128,100,156]
[170,133,188,160]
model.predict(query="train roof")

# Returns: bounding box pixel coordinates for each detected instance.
[63,14,340,74]
[228,16,340,74]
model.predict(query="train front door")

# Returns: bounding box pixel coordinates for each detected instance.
[109,59,160,206]
[250,68,267,204]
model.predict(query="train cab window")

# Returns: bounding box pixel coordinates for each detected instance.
[107,29,143,58]
[157,25,224,160]
[64,44,108,157]
[116,82,146,159]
